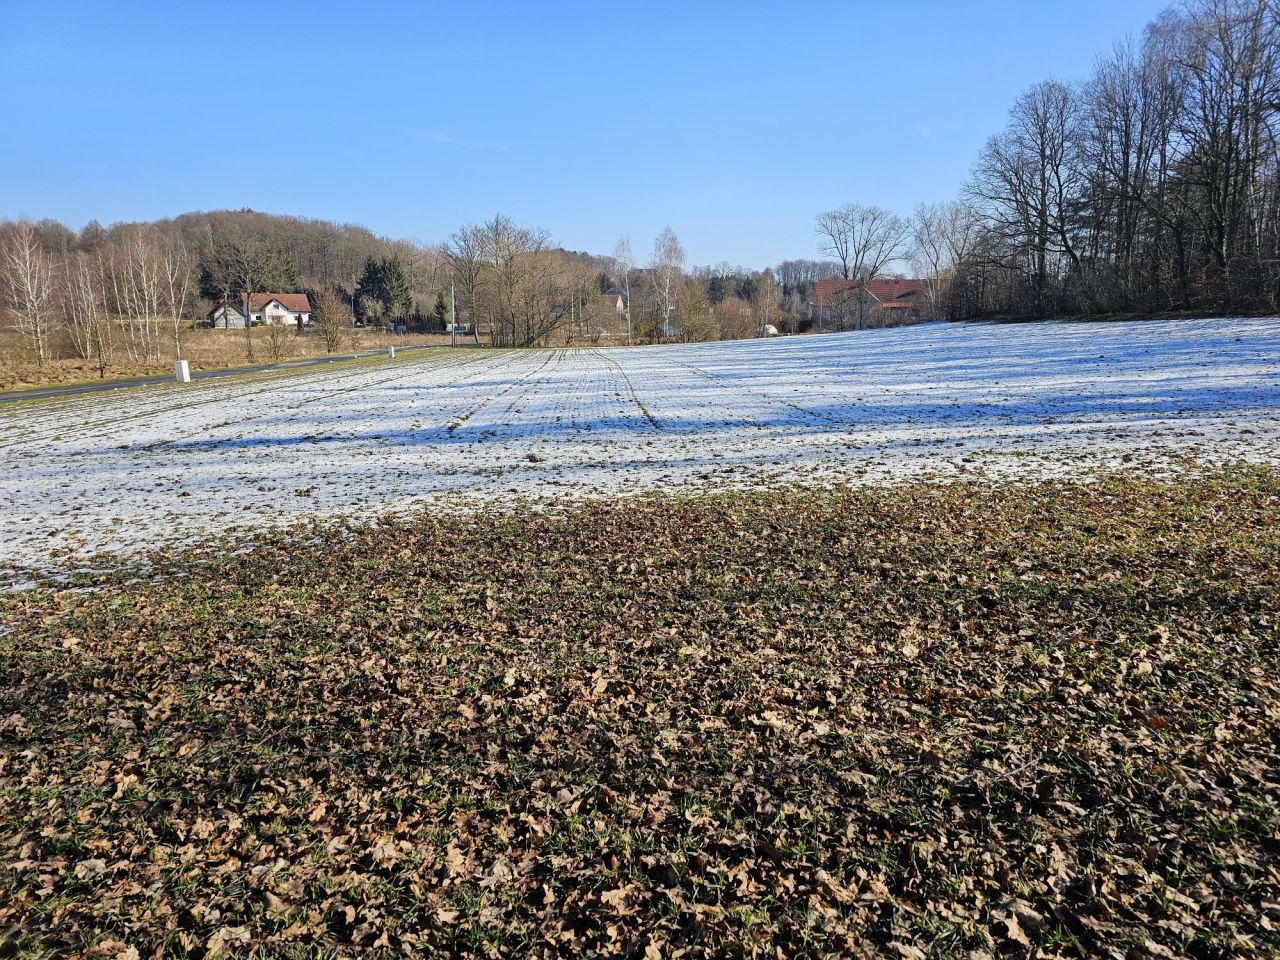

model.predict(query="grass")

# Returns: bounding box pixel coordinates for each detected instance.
[1,469,1278,957]
[0,327,468,393]
[0,346,491,419]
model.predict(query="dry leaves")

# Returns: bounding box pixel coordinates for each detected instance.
[2,469,1279,957]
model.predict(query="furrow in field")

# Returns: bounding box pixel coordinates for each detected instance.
[130,350,499,454]
[1,350,493,457]
[0,352,466,450]
[2,316,1279,581]
[444,351,559,435]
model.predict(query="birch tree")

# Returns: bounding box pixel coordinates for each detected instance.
[613,237,635,343]
[2,223,56,366]
[62,255,113,377]
[162,241,193,360]
[649,227,685,342]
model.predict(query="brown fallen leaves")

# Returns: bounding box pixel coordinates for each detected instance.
[1,468,1279,958]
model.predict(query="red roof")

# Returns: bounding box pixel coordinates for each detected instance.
[814,278,920,305]
[242,293,311,313]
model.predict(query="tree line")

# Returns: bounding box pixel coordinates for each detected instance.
[929,0,1280,318]
[4,0,1278,370]
[811,0,1280,321]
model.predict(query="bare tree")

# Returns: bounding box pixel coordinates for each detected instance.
[912,201,981,319]
[312,288,350,353]
[649,227,685,342]
[263,323,291,361]
[968,81,1086,315]
[198,232,295,360]
[613,237,635,343]
[2,223,56,366]
[1176,0,1280,301]
[161,241,193,360]
[104,229,165,363]
[561,263,607,344]
[814,203,911,281]
[753,268,782,333]
[463,215,560,347]
[715,295,755,340]
[62,254,114,377]
[445,224,486,340]
[814,204,911,327]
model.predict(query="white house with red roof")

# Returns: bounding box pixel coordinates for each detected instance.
[208,293,312,329]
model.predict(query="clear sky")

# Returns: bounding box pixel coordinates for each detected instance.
[1,0,1173,268]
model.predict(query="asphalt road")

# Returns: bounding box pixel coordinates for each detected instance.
[0,344,439,404]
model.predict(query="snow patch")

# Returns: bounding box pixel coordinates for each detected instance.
[3,317,1279,580]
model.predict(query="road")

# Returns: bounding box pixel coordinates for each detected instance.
[0,344,439,404]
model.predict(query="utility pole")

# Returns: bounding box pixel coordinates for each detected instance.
[450,283,457,348]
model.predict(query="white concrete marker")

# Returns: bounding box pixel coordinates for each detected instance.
[174,360,191,383]
[388,347,396,359]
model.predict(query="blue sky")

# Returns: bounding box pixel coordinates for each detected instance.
[0,1,1172,268]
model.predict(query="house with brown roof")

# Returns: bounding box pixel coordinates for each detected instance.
[208,293,312,329]
[810,278,922,329]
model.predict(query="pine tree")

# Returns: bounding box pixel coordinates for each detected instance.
[379,256,413,320]
[354,254,413,324]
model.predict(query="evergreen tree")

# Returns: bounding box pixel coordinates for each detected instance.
[379,256,413,320]
[354,255,381,322]
[354,254,413,323]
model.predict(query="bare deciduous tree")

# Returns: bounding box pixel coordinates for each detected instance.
[199,234,295,360]
[263,323,291,361]
[312,288,350,353]
[912,201,981,319]
[105,229,164,363]
[814,204,911,327]
[613,237,635,343]
[63,254,114,377]
[3,223,56,366]
[445,224,486,340]
[649,227,685,342]
[161,241,193,360]
[968,81,1087,315]
[452,215,562,347]
[814,204,911,282]
[753,268,782,333]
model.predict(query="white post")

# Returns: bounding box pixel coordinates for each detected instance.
[388,346,396,359]
[174,359,191,383]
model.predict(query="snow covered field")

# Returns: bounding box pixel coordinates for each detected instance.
[3,317,1279,580]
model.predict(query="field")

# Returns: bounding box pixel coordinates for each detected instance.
[0,327,458,394]
[2,317,1280,584]
[2,474,1278,957]
[3,319,1280,958]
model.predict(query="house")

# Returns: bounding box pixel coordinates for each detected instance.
[555,290,631,343]
[208,293,312,329]
[810,278,922,327]
[602,291,626,317]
